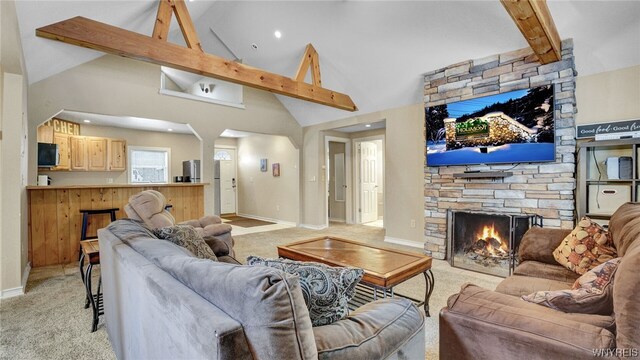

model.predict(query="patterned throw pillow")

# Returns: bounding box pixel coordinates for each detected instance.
[521,257,621,315]
[552,217,617,275]
[152,225,218,262]
[246,256,364,327]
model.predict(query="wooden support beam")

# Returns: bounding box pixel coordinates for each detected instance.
[501,0,561,64]
[295,44,322,87]
[36,17,357,111]
[171,0,204,52]
[152,0,172,41]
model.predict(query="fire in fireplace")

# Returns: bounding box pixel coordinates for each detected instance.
[448,211,542,277]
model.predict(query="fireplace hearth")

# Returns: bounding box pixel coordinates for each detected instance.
[447,211,542,277]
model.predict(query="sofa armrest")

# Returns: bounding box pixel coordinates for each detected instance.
[313,298,425,359]
[440,284,615,360]
[518,227,571,264]
[199,215,222,226]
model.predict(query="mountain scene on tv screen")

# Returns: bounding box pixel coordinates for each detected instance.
[425,85,555,166]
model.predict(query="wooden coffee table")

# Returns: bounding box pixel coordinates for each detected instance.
[277,236,435,316]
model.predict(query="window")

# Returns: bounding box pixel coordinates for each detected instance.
[214,150,231,161]
[128,146,171,183]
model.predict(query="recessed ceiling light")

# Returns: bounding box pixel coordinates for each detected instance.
[274,30,282,39]
[167,128,173,132]
[83,119,91,123]
[365,124,371,128]
[251,43,258,50]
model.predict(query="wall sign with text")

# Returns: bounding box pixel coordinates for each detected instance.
[576,119,640,139]
[41,118,81,135]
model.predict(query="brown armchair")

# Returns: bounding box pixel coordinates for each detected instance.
[124,190,235,257]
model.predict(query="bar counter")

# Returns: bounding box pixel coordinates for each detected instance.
[27,183,207,267]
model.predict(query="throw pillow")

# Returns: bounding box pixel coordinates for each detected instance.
[152,225,218,262]
[521,257,621,315]
[246,256,364,327]
[552,217,617,275]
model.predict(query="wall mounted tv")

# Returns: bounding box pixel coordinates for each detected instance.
[425,84,555,167]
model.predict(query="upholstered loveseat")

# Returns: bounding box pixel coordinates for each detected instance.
[98,220,426,359]
[440,202,640,359]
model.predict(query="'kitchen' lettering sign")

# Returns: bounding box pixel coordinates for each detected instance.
[41,118,80,135]
[576,119,640,139]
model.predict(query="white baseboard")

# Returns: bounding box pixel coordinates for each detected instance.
[0,262,31,299]
[300,223,328,230]
[384,236,424,249]
[236,213,296,227]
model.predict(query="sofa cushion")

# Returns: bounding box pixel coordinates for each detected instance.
[518,227,571,264]
[496,275,573,297]
[513,261,580,283]
[613,240,640,350]
[246,256,364,327]
[446,284,616,350]
[552,217,617,275]
[106,219,158,241]
[126,190,175,228]
[521,258,620,315]
[152,225,217,261]
[313,298,424,360]
[608,202,640,256]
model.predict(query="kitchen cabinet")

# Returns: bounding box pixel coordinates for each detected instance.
[37,125,54,143]
[53,134,70,170]
[70,136,88,170]
[87,137,108,171]
[108,139,127,171]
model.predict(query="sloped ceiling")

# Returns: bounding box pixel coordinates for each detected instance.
[15,1,640,127]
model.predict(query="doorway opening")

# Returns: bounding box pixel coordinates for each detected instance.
[214,147,237,216]
[328,141,347,222]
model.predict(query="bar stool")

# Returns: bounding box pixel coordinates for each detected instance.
[78,207,118,332]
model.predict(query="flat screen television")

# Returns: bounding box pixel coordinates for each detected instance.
[425,84,555,166]
[38,142,59,167]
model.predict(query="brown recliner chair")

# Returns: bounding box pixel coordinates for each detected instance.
[124,190,235,258]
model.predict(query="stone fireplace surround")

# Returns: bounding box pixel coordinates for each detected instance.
[423,40,577,260]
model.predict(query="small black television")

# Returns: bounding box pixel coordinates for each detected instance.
[38,143,59,167]
[425,85,555,166]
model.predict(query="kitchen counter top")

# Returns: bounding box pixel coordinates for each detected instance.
[26,183,209,190]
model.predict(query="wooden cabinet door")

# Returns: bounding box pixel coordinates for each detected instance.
[108,139,127,171]
[53,134,70,170]
[70,136,88,170]
[87,137,108,171]
[37,126,54,143]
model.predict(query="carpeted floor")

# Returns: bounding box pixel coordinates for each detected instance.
[0,223,502,359]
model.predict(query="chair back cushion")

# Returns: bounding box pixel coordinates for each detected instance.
[126,190,175,228]
[608,202,640,256]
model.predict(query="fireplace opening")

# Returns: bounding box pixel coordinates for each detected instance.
[448,211,542,277]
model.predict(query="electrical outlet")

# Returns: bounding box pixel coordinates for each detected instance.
[106,178,114,184]
[410,219,416,228]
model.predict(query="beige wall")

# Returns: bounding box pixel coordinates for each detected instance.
[39,125,201,185]
[28,55,302,216]
[1,0,29,296]
[302,103,424,243]
[236,134,299,224]
[576,65,640,125]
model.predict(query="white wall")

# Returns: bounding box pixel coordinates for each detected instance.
[236,134,300,224]
[0,0,29,296]
[576,65,640,125]
[39,125,201,185]
[302,104,424,243]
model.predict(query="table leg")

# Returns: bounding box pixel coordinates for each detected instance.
[423,269,435,317]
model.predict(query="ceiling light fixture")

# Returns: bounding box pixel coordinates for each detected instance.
[167,128,173,132]
[274,30,282,39]
[365,124,371,128]
[83,119,91,123]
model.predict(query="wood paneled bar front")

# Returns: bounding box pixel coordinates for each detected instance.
[26,183,207,267]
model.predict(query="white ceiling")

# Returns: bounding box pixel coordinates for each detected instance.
[57,110,194,134]
[15,0,640,128]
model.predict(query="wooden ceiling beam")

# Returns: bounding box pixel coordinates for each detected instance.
[295,43,322,87]
[500,0,561,64]
[36,16,357,111]
[152,0,172,41]
[171,0,204,53]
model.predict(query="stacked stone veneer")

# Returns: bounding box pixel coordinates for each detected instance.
[423,39,577,260]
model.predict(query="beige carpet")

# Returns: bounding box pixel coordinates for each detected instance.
[0,223,502,359]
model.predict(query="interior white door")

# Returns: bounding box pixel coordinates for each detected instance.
[359,142,378,223]
[216,149,237,214]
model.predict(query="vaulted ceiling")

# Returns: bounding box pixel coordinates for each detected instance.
[15,1,640,127]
